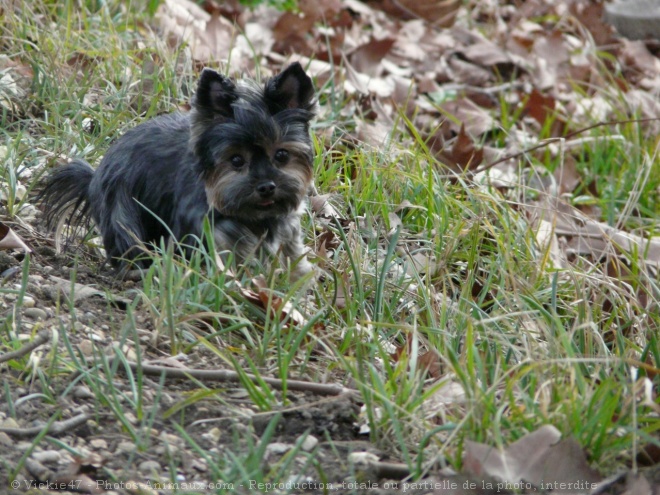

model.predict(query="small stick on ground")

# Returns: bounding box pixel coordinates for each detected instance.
[0,413,91,438]
[0,330,50,365]
[110,358,358,397]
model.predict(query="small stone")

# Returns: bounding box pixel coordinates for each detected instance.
[0,432,12,446]
[31,450,61,463]
[73,385,95,400]
[116,440,135,454]
[90,439,107,450]
[124,412,137,425]
[15,183,27,201]
[22,296,36,308]
[159,432,182,445]
[299,434,319,452]
[16,441,33,451]
[348,451,380,467]
[121,345,137,361]
[23,307,47,320]
[1,418,19,429]
[77,340,94,357]
[202,427,222,443]
[265,442,292,457]
[19,203,38,222]
[138,460,161,475]
[70,404,90,415]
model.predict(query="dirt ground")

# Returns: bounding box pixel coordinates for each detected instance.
[3,222,657,495]
[0,227,448,495]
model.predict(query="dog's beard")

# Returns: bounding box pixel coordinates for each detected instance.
[205,163,312,221]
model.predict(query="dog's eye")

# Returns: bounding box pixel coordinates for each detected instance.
[274,149,289,164]
[230,155,245,168]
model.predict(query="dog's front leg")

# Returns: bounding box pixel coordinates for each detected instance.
[279,221,313,282]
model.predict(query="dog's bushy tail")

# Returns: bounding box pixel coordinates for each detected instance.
[38,159,94,230]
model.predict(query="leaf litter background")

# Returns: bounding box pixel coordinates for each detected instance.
[2,0,660,493]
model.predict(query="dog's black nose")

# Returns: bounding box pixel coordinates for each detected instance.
[256,180,276,197]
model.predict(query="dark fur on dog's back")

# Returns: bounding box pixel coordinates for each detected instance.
[39,63,317,276]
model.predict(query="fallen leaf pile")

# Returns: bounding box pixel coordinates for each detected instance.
[153,0,660,251]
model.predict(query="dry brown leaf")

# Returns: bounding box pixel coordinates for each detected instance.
[273,11,316,43]
[0,221,30,252]
[417,349,443,379]
[536,198,660,270]
[620,39,660,78]
[535,219,567,269]
[387,212,403,238]
[342,53,370,95]
[464,425,601,487]
[460,40,514,68]
[620,473,653,495]
[316,229,341,260]
[391,333,444,379]
[405,251,440,276]
[531,30,570,90]
[370,0,460,27]
[553,154,581,195]
[157,0,237,63]
[309,193,342,219]
[571,1,615,46]
[356,119,394,147]
[249,276,307,327]
[0,56,33,114]
[447,55,493,86]
[436,124,484,174]
[439,98,496,136]
[522,89,566,137]
[523,89,556,127]
[350,38,396,77]
[391,20,433,63]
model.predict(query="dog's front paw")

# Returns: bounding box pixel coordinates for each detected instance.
[290,256,315,283]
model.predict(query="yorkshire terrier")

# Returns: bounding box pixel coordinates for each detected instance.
[39,63,316,280]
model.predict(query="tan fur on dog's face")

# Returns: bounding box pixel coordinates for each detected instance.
[203,139,313,221]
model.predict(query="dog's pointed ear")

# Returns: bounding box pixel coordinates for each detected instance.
[193,68,237,118]
[265,63,315,113]
[190,69,237,155]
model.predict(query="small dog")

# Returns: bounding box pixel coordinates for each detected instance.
[39,63,316,279]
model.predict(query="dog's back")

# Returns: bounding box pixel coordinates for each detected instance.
[88,113,205,263]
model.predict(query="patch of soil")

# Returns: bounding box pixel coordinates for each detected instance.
[0,224,421,495]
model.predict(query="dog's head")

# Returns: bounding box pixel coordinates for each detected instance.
[189,63,316,221]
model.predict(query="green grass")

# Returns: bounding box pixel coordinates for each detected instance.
[1,0,660,490]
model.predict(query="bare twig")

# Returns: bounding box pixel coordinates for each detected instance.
[0,413,91,438]
[110,359,358,397]
[0,331,50,364]
[472,117,660,176]
[432,117,660,181]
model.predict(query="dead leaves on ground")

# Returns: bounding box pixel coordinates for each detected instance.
[465,425,602,489]
[0,221,30,252]
[152,0,660,407]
